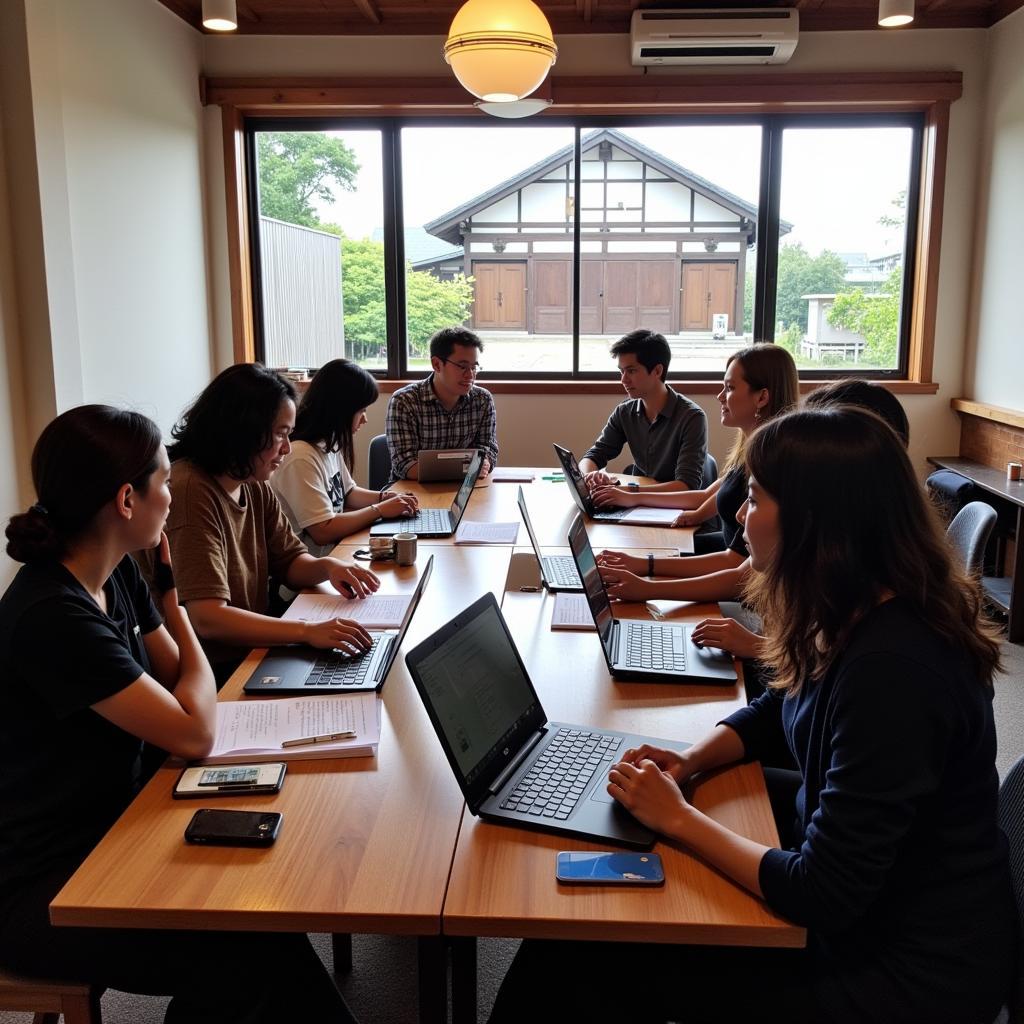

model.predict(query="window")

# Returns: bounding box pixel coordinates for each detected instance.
[246,113,922,381]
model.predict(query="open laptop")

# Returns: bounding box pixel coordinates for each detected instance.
[516,486,582,592]
[243,556,434,695]
[568,515,736,686]
[371,451,483,537]
[405,592,688,848]
[552,444,628,522]
[417,448,477,483]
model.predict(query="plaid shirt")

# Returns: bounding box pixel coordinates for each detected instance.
[385,375,499,480]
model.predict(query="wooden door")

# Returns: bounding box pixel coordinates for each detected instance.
[681,262,738,331]
[708,263,738,333]
[579,261,604,334]
[533,260,570,334]
[604,261,638,335]
[472,262,526,330]
[636,261,675,334]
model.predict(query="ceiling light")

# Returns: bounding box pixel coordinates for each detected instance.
[475,97,553,119]
[202,0,238,32]
[444,0,558,103]
[878,0,914,27]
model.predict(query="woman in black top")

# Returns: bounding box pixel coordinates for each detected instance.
[0,406,355,1023]
[489,407,1014,1024]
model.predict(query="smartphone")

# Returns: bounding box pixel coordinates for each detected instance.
[184,808,283,847]
[173,763,286,798]
[555,851,665,886]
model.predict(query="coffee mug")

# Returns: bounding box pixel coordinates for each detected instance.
[394,532,418,566]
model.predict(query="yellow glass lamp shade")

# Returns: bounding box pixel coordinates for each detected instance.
[444,0,558,103]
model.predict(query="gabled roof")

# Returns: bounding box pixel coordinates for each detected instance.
[370,225,463,265]
[424,128,790,246]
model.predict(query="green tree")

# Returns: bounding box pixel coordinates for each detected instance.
[339,238,474,363]
[774,244,847,333]
[257,132,359,228]
[826,266,902,366]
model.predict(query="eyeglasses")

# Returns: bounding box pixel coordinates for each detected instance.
[441,358,482,375]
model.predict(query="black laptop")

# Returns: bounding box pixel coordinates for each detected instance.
[552,444,628,522]
[516,486,582,592]
[405,592,688,849]
[370,451,482,538]
[243,556,434,694]
[567,515,736,686]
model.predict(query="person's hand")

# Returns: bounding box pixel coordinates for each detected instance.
[596,550,644,575]
[607,757,691,837]
[377,493,418,518]
[591,485,636,508]
[584,470,615,491]
[597,566,651,602]
[327,562,380,599]
[302,617,373,653]
[618,744,693,785]
[153,532,176,595]
[691,617,763,660]
[479,458,492,479]
[671,510,702,528]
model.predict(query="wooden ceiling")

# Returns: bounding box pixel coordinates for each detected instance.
[159,0,1024,35]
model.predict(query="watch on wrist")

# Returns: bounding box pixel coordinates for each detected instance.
[647,552,655,577]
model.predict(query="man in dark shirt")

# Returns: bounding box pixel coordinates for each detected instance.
[579,329,707,491]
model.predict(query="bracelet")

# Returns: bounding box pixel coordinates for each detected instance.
[647,552,655,577]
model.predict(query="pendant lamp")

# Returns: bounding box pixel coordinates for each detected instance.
[878,0,914,27]
[202,0,237,32]
[444,0,558,103]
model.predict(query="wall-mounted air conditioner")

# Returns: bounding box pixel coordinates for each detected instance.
[630,8,799,66]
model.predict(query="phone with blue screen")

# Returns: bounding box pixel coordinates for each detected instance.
[555,851,664,886]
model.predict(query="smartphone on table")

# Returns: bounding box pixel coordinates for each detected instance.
[555,851,664,886]
[173,763,286,798]
[184,808,283,847]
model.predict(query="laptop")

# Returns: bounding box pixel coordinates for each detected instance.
[243,556,434,694]
[567,515,736,686]
[516,487,582,592]
[405,592,688,848]
[552,444,628,522]
[417,448,477,483]
[370,451,483,537]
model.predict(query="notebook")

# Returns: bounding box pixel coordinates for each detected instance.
[370,452,482,537]
[405,592,688,849]
[417,448,477,482]
[243,556,434,695]
[567,515,736,686]
[516,486,582,592]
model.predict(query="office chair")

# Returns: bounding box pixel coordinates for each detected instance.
[995,754,1024,1023]
[0,968,101,1023]
[946,500,997,575]
[367,433,391,492]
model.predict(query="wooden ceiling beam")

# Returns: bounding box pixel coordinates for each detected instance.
[352,0,382,24]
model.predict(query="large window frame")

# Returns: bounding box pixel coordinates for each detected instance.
[210,71,961,393]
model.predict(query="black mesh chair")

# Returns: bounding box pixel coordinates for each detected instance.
[946,500,997,575]
[367,433,391,492]
[996,755,1024,1023]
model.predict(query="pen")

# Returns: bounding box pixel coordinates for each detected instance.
[541,474,565,481]
[281,730,357,748]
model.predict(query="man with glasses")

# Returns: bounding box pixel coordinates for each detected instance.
[386,326,499,480]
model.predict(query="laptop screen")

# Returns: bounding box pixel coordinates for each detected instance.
[567,515,615,650]
[410,597,540,788]
[516,487,544,562]
[449,450,483,519]
[552,444,591,510]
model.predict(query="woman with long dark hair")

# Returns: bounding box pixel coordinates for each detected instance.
[0,405,356,1022]
[163,363,379,682]
[272,358,418,555]
[490,405,1014,1024]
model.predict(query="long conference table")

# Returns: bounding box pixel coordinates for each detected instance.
[50,469,804,1023]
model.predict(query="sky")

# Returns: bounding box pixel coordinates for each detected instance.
[309,123,912,260]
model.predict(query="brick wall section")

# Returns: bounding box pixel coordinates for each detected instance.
[959,414,1024,471]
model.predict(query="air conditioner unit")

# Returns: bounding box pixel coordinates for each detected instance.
[630,8,799,66]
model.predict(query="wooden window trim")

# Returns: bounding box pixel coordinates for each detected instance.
[208,70,960,393]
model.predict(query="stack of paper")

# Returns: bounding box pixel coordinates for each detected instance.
[199,694,381,764]
[454,520,520,545]
[551,592,596,631]
[283,592,412,628]
[490,468,536,482]
[618,506,682,526]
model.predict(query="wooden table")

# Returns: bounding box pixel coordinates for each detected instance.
[442,565,804,1024]
[50,547,512,1024]
[928,455,1024,641]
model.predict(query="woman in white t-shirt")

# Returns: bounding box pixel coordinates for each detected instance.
[272,359,418,555]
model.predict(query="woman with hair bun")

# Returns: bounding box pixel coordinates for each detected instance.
[0,405,356,1022]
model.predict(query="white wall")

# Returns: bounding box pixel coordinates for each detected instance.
[204,28,990,477]
[963,6,1024,413]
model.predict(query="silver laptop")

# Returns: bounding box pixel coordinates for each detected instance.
[567,515,736,686]
[516,487,582,592]
[370,451,482,537]
[417,448,477,482]
[243,556,434,695]
[405,592,687,849]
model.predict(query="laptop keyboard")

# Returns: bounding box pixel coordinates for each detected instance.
[499,728,622,821]
[624,621,687,672]
[399,508,449,533]
[543,555,582,588]
[305,636,384,687]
